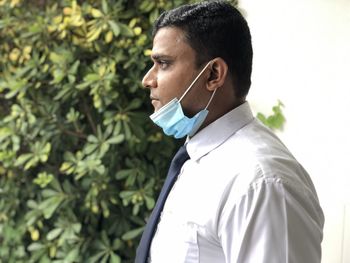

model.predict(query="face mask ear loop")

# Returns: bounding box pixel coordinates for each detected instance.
[179,60,213,102]
[204,88,217,110]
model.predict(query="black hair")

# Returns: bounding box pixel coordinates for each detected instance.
[152,0,253,98]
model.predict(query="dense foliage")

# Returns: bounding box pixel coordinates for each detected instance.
[0,0,284,261]
[0,0,206,262]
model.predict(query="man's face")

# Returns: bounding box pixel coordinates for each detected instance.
[142,27,207,116]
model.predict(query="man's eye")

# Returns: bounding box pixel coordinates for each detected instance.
[158,60,170,69]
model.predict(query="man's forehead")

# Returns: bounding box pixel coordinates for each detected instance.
[152,27,188,55]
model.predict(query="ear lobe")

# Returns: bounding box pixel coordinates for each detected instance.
[206,58,228,91]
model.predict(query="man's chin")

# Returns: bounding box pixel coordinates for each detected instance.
[151,100,161,112]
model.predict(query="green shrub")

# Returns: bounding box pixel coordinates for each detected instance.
[1,0,243,262]
[0,0,200,262]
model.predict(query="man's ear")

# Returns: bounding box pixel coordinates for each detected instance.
[206,57,228,91]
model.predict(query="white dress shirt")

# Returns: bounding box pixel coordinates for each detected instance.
[149,102,324,263]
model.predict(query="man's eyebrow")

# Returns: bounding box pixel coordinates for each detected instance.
[151,54,174,60]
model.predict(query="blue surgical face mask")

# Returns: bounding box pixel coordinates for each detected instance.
[150,61,217,139]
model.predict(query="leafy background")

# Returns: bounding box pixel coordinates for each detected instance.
[0,0,194,262]
[0,0,282,262]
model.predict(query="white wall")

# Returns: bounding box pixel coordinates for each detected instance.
[239,0,350,262]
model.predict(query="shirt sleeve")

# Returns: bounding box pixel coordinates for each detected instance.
[217,177,324,263]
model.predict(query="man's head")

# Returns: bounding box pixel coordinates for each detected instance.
[143,1,253,134]
[152,0,253,99]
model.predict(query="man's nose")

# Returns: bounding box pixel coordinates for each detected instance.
[142,67,157,89]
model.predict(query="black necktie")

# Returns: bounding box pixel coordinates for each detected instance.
[135,145,190,263]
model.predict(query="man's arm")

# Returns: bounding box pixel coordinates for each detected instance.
[218,178,324,263]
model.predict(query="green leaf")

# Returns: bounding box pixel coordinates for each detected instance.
[102,0,109,14]
[75,81,92,90]
[72,223,82,233]
[27,243,45,252]
[52,68,65,84]
[24,157,39,170]
[256,101,285,130]
[88,251,106,263]
[46,228,63,241]
[123,121,132,139]
[14,153,33,167]
[84,143,98,155]
[126,98,142,110]
[109,253,121,263]
[139,1,155,12]
[121,226,144,240]
[87,135,99,143]
[68,60,80,74]
[149,9,159,23]
[119,190,135,199]
[101,254,109,263]
[108,21,121,37]
[107,134,124,144]
[144,195,155,210]
[42,189,58,198]
[101,231,110,246]
[119,23,134,37]
[65,247,80,262]
[39,196,64,219]
[116,169,133,180]
[112,239,122,250]
[49,52,65,64]
[84,73,100,82]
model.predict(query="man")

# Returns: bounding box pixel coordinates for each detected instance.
[136,1,324,262]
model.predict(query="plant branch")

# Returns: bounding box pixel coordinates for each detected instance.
[82,97,97,135]
[57,123,87,139]
[62,128,87,139]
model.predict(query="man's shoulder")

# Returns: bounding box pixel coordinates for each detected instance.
[204,119,314,191]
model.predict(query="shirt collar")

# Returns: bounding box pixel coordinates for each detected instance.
[185,101,254,161]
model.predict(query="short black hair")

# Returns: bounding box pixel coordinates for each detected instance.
[152,0,253,98]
